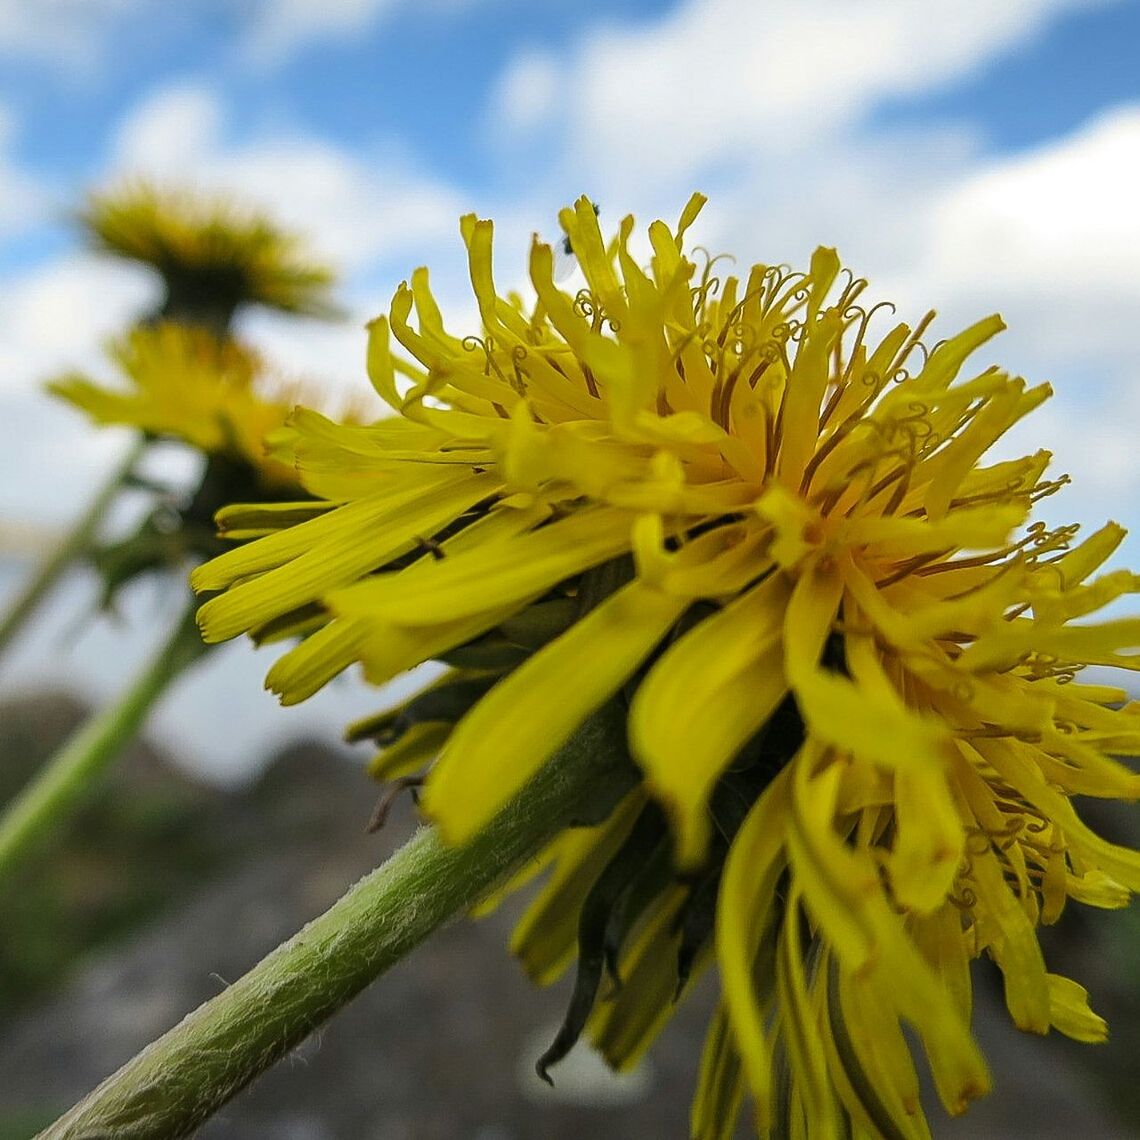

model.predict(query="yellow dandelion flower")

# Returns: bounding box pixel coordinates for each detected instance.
[192,196,1140,1138]
[49,322,299,486]
[49,323,317,602]
[81,182,340,327]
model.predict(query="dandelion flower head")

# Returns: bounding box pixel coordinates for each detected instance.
[50,322,300,486]
[192,195,1140,1138]
[81,182,340,326]
[48,323,321,602]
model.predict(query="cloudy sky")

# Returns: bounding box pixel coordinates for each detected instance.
[0,0,1137,780]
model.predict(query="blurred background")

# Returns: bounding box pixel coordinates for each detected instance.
[0,1,1138,1136]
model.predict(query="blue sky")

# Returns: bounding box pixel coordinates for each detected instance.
[0,0,1137,776]
[872,0,1140,151]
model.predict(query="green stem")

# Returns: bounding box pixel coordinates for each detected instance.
[0,596,206,881]
[38,705,638,1140]
[0,435,148,662]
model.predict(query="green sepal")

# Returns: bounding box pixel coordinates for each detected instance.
[535,800,667,1084]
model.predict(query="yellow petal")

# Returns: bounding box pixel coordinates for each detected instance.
[923,380,1050,519]
[831,959,931,1140]
[775,310,842,489]
[841,503,1027,560]
[890,757,965,915]
[365,315,403,410]
[370,721,452,780]
[196,471,501,642]
[510,790,645,984]
[909,902,973,1029]
[1038,521,1126,589]
[789,751,989,1115]
[959,615,1140,674]
[675,192,707,246]
[968,737,1140,890]
[1031,568,1140,626]
[331,506,636,626]
[716,768,790,1132]
[968,844,1051,1033]
[631,573,789,867]
[787,749,879,968]
[793,660,949,784]
[690,1003,745,1140]
[1066,869,1131,909]
[588,888,698,1071]
[214,499,336,540]
[353,606,523,690]
[775,888,844,1139]
[559,196,628,326]
[755,484,819,570]
[265,616,369,704]
[783,559,843,686]
[192,465,475,593]
[1047,974,1108,1044]
[421,579,687,844]
[914,315,1005,390]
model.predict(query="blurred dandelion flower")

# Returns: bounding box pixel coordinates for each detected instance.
[192,196,1140,1138]
[27,184,340,606]
[81,182,340,328]
[49,323,314,602]
[49,322,299,485]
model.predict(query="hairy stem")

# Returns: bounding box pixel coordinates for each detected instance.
[39,704,637,1140]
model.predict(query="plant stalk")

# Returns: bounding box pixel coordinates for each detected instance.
[0,596,207,881]
[38,704,637,1140]
[0,435,147,662]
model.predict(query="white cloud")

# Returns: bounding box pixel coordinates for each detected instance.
[110,81,466,275]
[486,48,561,136]
[0,0,469,73]
[917,103,1140,353]
[0,253,150,393]
[215,139,465,273]
[110,82,223,172]
[0,252,153,522]
[0,0,144,68]
[493,0,1106,195]
[243,0,396,68]
[241,0,496,68]
[902,105,1140,556]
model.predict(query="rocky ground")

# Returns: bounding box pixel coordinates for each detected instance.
[0,693,1137,1138]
